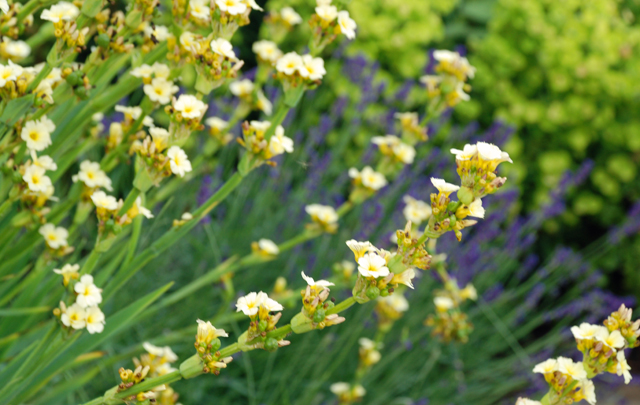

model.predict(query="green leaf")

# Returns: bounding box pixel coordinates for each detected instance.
[0,306,51,316]
[5,282,173,404]
[0,95,35,127]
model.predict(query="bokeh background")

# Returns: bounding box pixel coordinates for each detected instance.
[25,0,640,404]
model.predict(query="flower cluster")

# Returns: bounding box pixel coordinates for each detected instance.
[425,279,477,343]
[330,382,366,405]
[521,305,640,405]
[309,0,357,53]
[54,274,105,335]
[238,120,294,167]
[347,239,417,304]
[193,319,233,375]
[421,50,475,108]
[305,204,339,233]
[236,291,289,352]
[290,272,344,334]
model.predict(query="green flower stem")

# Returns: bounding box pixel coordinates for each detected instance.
[219,342,240,358]
[416,225,440,247]
[82,292,361,405]
[266,324,292,340]
[80,248,102,276]
[540,393,551,405]
[277,228,322,252]
[117,188,141,217]
[336,201,354,217]
[327,296,356,315]
[263,103,290,142]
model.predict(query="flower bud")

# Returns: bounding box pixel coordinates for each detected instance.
[264,337,279,352]
[366,285,380,300]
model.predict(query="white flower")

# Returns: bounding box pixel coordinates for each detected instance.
[557,357,587,380]
[357,252,389,278]
[197,319,228,344]
[245,0,262,11]
[305,204,338,227]
[257,292,283,311]
[21,119,52,151]
[256,90,272,115]
[85,306,105,334]
[402,196,432,225]
[40,1,79,22]
[230,79,254,97]
[431,177,460,195]
[250,120,271,134]
[215,0,247,15]
[595,328,626,350]
[210,38,236,60]
[476,141,512,163]
[570,323,607,341]
[252,40,283,63]
[516,399,542,405]
[276,52,303,76]
[39,223,69,249]
[392,142,415,164]
[133,197,154,219]
[468,198,485,218]
[346,240,373,261]
[130,64,155,79]
[616,350,632,384]
[61,303,86,330]
[144,77,179,105]
[166,146,192,177]
[4,39,31,58]
[23,165,52,192]
[532,358,558,374]
[144,24,170,41]
[74,274,103,308]
[371,135,400,148]
[280,7,302,25]
[315,4,337,22]
[330,382,350,396]
[349,166,387,191]
[173,94,207,119]
[236,292,261,316]
[434,296,454,311]
[72,160,113,191]
[205,117,228,132]
[337,10,356,39]
[149,127,169,151]
[189,0,210,20]
[53,263,79,286]
[378,294,409,312]
[392,269,416,289]
[268,126,294,156]
[433,50,476,79]
[91,190,118,211]
[31,152,57,171]
[301,271,335,288]
[142,342,165,357]
[0,61,22,87]
[450,144,477,161]
[460,283,478,301]
[257,239,279,255]
[180,32,201,52]
[578,379,596,405]
[299,54,326,80]
[1,0,8,14]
